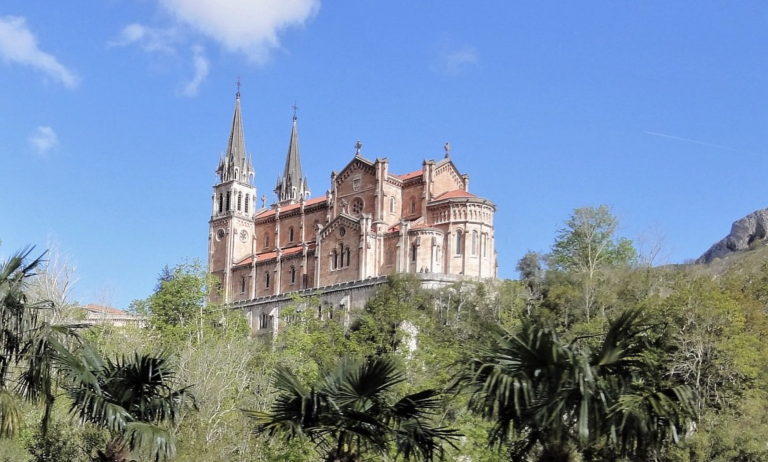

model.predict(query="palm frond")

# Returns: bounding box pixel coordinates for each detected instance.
[0,389,23,438]
[122,422,177,461]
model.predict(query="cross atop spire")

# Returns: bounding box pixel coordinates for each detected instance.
[274,110,310,205]
[216,90,254,185]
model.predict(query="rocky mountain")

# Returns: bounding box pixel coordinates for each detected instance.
[697,207,768,264]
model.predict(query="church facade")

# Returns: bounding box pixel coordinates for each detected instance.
[208,92,496,331]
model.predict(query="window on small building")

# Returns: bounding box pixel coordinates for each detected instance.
[260,313,268,329]
[471,231,478,256]
[455,230,463,255]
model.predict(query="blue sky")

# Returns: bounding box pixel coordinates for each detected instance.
[2,1,767,309]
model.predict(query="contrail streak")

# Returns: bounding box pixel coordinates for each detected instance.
[643,131,755,154]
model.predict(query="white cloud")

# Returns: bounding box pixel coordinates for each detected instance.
[434,45,478,75]
[180,45,209,96]
[109,23,179,54]
[156,0,320,62]
[28,126,59,154]
[0,16,80,88]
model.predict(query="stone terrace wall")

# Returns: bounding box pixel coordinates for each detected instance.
[230,273,465,336]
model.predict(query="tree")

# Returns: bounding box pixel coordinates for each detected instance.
[246,356,459,462]
[139,259,235,342]
[0,246,82,440]
[549,205,636,321]
[454,309,696,462]
[55,343,195,462]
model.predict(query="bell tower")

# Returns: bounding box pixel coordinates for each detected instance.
[208,87,256,302]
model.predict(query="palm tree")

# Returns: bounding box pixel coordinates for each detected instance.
[246,356,459,462]
[454,309,696,462]
[0,247,67,438]
[55,343,194,462]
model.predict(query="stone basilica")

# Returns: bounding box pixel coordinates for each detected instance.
[208,92,497,334]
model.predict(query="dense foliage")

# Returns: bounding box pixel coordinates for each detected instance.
[4,205,768,461]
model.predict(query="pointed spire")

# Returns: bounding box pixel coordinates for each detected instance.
[274,109,310,204]
[216,88,254,184]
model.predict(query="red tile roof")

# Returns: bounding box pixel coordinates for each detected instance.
[394,170,422,180]
[84,304,128,315]
[433,190,477,200]
[255,196,326,218]
[252,243,313,263]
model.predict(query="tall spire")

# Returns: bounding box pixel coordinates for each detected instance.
[216,88,254,184]
[274,109,309,204]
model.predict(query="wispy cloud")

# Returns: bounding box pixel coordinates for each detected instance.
[644,131,756,154]
[0,16,80,88]
[28,126,59,155]
[433,45,478,75]
[155,0,320,63]
[180,45,209,96]
[109,23,179,54]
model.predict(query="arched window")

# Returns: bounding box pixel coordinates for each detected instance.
[390,197,396,214]
[237,192,242,211]
[245,194,249,213]
[290,266,296,284]
[411,244,417,262]
[265,272,270,288]
[351,198,364,216]
[288,227,294,243]
[226,191,231,211]
[346,247,351,267]
[481,234,487,257]
[471,231,478,256]
[218,193,223,213]
[455,230,463,255]
[265,234,270,248]
[240,276,246,293]
[332,249,338,270]
[410,198,416,214]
